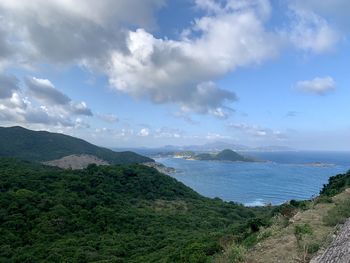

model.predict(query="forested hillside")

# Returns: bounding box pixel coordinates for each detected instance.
[0,158,271,262]
[0,126,152,164]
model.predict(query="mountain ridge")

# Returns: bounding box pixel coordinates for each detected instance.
[0,126,153,164]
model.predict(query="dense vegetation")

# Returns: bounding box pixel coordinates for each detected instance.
[195,149,253,162]
[320,170,350,197]
[320,170,350,226]
[0,126,152,164]
[0,158,271,263]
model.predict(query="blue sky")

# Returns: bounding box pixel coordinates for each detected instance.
[0,0,349,150]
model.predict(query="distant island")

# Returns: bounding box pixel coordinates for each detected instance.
[174,149,258,162]
[194,149,257,162]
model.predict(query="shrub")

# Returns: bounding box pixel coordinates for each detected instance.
[315,195,333,204]
[294,224,313,242]
[217,245,246,263]
[323,199,350,226]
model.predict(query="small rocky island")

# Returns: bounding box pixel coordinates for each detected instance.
[303,162,336,168]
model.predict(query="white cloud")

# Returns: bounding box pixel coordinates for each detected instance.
[205,132,231,140]
[0,0,345,119]
[287,6,340,53]
[0,0,165,66]
[26,77,71,105]
[138,128,150,137]
[295,76,336,95]
[292,0,350,29]
[70,101,92,116]
[0,74,93,127]
[228,123,286,139]
[25,77,92,116]
[154,127,184,139]
[74,118,90,129]
[107,1,279,116]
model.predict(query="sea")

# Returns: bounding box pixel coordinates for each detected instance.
[154,151,350,206]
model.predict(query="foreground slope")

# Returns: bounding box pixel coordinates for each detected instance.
[0,126,152,164]
[0,158,270,263]
[219,170,350,263]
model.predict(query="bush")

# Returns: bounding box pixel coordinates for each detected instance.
[290,200,310,210]
[216,245,246,263]
[315,195,333,204]
[320,171,350,197]
[323,199,350,226]
[307,242,320,254]
[294,224,313,242]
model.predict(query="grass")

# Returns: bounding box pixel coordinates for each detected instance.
[214,244,246,263]
[240,188,350,263]
[323,198,350,226]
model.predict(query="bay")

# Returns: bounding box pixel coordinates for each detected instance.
[155,151,350,206]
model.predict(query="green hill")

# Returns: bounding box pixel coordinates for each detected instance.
[0,158,271,262]
[195,149,254,162]
[0,126,152,164]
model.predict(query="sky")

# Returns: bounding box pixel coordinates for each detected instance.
[0,0,349,150]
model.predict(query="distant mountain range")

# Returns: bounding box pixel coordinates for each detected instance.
[0,126,153,164]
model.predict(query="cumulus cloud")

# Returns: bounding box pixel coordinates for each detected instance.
[0,74,20,98]
[295,76,336,95]
[0,0,165,65]
[25,77,71,105]
[74,118,90,129]
[138,128,150,137]
[25,77,92,116]
[0,0,345,118]
[0,75,93,127]
[70,102,93,116]
[107,1,278,116]
[0,92,74,127]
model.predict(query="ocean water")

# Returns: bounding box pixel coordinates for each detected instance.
[155,151,350,206]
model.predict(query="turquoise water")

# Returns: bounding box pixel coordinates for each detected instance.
[155,152,350,206]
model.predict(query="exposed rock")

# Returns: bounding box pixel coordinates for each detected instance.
[143,162,176,175]
[311,219,350,263]
[43,154,109,170]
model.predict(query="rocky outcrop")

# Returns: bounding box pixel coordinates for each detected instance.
[143,162,176,175]
[311,219,350,263]
[44,154,109,170]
